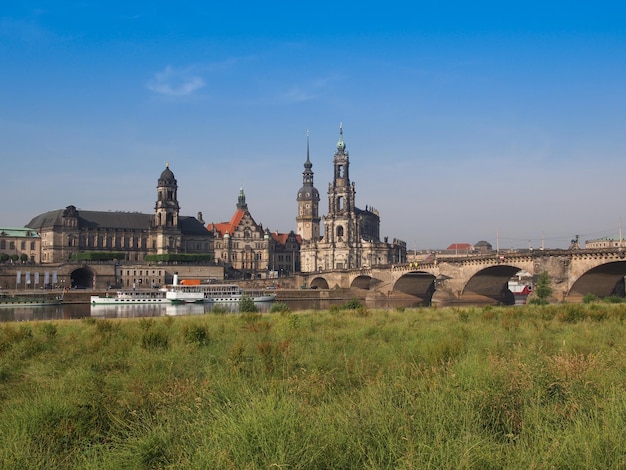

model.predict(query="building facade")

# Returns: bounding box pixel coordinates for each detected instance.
[208,188,272,278]
[0,228,41,264]
[208,188,302,279]
[298,124,406,272]
[25,164,213,263]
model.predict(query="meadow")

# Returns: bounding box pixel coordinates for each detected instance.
[0,301,625,469]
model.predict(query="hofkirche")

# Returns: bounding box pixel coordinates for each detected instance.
[18,125,407,278]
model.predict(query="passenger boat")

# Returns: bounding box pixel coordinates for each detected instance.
[0,291,63,307]
[508,279,532,305]
[90,289,168,305]
[165,283,276,304]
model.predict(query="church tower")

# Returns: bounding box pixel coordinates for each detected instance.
[296,131,320,241]
[153,162,181,254]
[323,124,359,259]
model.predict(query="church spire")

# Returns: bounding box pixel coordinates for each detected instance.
[237,186,247,210]
[336,122,346,152]
[305,130,312,167]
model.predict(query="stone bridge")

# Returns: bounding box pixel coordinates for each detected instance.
[294,249,626,305]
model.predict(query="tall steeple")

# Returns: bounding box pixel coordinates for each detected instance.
[296,130,320,241]
[237,186,248,210]
[153,162,182,254]
[154,162,180,228]
[323,122,359,267]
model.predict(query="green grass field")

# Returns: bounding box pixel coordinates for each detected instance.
[0,302,625,469]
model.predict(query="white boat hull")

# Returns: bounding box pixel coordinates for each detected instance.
[91,290,169,305]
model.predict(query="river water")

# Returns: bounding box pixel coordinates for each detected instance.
[0,297,427,323]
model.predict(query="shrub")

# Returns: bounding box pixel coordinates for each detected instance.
[39,322,57,339]
[583,293,599,304]
[534,271,553,303]
[603,295,624,304]
[239,296,258,313]
[341,298,363,310]
[211,304,228,314]
[269,302,290,313]
[184,324,210,346]
[141,330,169,350]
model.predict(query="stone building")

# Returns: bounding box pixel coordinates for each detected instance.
[585,237,625,249]
[25,164,212,263]
[208,188,302,279]
[298,124,406,272]
[0,228,41,263]
[269,230,301,276]
[208,188,272,279]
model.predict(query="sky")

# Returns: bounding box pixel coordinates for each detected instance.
[1,1,625,250]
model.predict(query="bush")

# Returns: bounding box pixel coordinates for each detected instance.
[583,293,599,304]
[143,253,212,263]
[141,330,169,350]
[239,296,258,313]
[211,304,228,314]
[269,302,290,313]
[184,324,210,346]
[341,298,363,310]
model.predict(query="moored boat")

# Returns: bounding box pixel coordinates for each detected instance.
[0,292,63,307]
[90,289,168,305]
[165,282,276,304]
[508,278,532,305]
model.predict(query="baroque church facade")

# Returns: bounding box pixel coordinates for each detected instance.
[298,125,406,272]
[26,164,212,264]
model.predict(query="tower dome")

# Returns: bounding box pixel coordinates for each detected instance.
[159,162,176,186]
[336,122,346,152]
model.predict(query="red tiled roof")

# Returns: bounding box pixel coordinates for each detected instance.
[446,243,472,251]
[207,209,245,236]
[271,231,302,247]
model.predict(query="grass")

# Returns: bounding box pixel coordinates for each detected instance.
[0,303,625,468]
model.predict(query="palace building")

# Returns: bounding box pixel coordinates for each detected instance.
[25,164,212,264]
[298,124,406,272]
[208,188,301,278]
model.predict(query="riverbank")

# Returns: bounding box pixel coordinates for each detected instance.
[1,303,625,467]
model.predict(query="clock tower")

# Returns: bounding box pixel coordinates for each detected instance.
[296,131,320,241]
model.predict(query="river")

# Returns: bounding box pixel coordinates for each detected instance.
[0,297,428,322]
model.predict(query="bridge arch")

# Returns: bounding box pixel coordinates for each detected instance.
[350,275,373,290]
[70,267,95,289]
[309,276,330,290]
[462,264,526,305]
[567,260,626,300]
[391,271,437,304]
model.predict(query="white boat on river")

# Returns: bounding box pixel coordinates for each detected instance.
[90,289,168,305]
[165,275,276,304]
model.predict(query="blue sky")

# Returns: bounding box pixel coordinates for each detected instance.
[1,1,625,249]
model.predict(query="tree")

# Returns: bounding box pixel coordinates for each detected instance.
[530,271,552,305]
[239,295,258,313]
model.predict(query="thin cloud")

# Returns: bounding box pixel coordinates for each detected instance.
[146,65,205,97]
[280,75,343,103]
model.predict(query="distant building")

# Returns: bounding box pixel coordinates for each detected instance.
[208,188,273,279]
[0,228,41,263]
[585,237,625,249]
[25,164,212,263]
[269,230,301,276]
[298,125,406,272]
[474,240,493,253]
[444,243,474,256]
